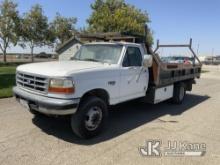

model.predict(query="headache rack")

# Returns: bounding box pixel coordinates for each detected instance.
[77,26,202,87]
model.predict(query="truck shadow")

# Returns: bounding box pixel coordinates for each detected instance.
[32,93,209,145]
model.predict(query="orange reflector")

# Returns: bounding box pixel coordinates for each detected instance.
[48,87,74,94]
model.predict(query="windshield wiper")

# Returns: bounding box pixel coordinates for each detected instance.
[82,58,102,63]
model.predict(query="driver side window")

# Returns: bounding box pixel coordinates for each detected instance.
[122,47,142,67]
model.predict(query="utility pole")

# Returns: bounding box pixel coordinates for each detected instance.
[212,48,215,56]
[197,44,200,55]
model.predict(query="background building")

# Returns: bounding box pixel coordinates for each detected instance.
[56,37,82,61]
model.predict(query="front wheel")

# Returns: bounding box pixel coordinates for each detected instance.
[71,96,108,139]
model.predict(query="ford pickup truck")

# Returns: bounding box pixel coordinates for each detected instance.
[13,31,202,138]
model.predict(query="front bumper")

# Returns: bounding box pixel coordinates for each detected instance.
[13,86,80,115]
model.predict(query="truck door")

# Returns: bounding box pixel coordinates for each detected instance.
[120,47,148,101]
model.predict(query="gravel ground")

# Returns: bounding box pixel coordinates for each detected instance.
[0,66,220,165]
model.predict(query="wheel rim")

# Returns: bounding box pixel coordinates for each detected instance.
[85,106,103,131]
[179,86,185,101]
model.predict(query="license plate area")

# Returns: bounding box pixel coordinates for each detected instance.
[19,99,29,109]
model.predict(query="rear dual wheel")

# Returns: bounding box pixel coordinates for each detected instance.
[171,82,186,104]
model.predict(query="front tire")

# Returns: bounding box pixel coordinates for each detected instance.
[71,96,108,139]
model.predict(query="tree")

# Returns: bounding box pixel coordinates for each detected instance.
[0,0,20,62]
[87,0,153,45]
[50,13,77,45]
[21,4,51,62]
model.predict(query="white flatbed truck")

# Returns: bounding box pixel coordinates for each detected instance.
[13,28,202,138]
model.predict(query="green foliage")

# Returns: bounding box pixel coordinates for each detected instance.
[87,0,153,45]
[0,0,20,62]
[0,66,16,98]
[22,4,49,45]
[50,13,77,44]
[21,4,51,61]
[0,66,16,74]
[0,0,154,63]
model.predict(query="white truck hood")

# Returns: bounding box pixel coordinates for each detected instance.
[17,61,107,77]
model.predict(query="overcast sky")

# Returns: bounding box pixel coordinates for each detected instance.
[3,0,220,56]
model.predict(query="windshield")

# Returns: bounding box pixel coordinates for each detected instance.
[73,44,123,64]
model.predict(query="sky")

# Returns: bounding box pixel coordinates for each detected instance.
[2,0,220,56]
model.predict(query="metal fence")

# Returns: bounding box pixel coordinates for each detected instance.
[0,55,56,63]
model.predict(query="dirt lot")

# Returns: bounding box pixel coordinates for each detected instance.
[0,65,220,165]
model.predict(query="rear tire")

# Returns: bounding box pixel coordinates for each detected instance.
[71,96,108,139]
[171,82,186,104]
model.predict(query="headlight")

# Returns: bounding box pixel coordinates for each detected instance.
[48,78,75,94]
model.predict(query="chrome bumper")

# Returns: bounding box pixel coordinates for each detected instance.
[13,86,79,115]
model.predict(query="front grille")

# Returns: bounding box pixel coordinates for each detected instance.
[16,72,48,93]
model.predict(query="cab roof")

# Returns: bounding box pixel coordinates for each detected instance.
[84,41,141,47]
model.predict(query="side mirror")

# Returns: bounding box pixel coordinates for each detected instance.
[143,55,153,68]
